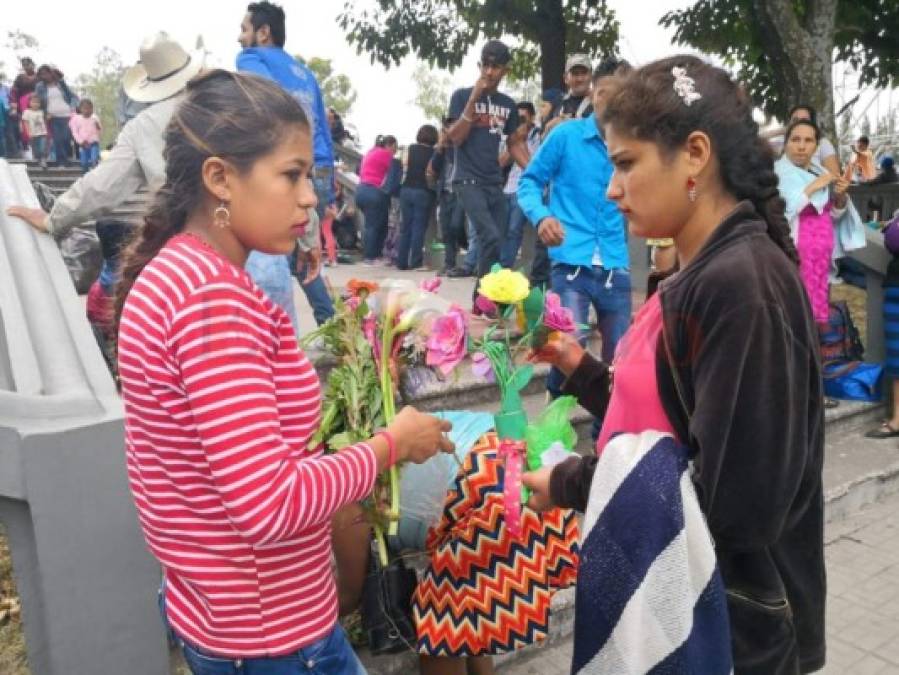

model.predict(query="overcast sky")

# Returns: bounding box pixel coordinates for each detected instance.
[20,0,890,150]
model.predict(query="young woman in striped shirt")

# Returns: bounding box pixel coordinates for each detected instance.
[114,69,454,675]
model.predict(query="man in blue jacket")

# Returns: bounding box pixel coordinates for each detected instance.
[237,0,335,327]
[518,58,633,414]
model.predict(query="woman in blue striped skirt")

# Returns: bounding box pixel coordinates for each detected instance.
[867,219,899,437]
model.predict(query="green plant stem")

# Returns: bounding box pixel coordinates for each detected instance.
[374,523,389,567]
[379,319,401,537]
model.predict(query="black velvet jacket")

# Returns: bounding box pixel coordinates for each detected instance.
[550,202,826,675]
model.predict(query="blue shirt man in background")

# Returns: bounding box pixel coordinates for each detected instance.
[518,58,633,427]
[237,0,335,328]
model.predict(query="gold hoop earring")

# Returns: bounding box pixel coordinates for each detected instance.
[213,202,231,229]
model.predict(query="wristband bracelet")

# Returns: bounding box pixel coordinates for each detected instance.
[374,430,398,467]
[460,111,473,123]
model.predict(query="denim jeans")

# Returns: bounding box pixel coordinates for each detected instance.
[546,264,633,432]
[79,141,100,171]
[463,217,479,272]
[454,182,507,278]
[49,116,72,163]
[357,183,391,261]
[397,186,435,269]
[290,168,336,326]
[31,135,47,161]
[159,585,365,674]
[500,193,529,269]
[438,189,465,269]
[245,251,299,334]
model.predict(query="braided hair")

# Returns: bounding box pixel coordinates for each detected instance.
[600,55,799,266]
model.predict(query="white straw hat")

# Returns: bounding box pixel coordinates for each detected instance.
[122,32,205,103]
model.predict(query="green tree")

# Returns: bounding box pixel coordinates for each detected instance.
[297,55,357,115]
[338,0,619,91]
[410,63,451,123]
[74,47,125,148]
[661,0,899,139]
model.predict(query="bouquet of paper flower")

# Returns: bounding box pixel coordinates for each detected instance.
[458,265,581,534]
[302,276,455,564]
[303,267,582,557]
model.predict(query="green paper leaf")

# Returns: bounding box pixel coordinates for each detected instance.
[522,287,545,331]
[509,364,534,392]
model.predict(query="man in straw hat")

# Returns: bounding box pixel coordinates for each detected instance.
[6,32,204,239]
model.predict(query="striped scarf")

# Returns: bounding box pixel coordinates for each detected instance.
[572,431,733,674]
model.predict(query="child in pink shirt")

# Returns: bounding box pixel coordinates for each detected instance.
[69,98,101,172]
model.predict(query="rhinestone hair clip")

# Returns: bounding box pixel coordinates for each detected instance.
[672,66,702,106]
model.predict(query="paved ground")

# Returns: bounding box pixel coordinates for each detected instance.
[501,489,899,675]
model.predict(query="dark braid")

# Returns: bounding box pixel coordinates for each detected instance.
[717,118,800,266]
[112,69,311,353]
[601,54,799,266]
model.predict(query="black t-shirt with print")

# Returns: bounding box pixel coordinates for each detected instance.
[559,94,593,119]
[448,87,519,186]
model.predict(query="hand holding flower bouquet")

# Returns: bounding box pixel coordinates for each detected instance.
[303,277,457,564]
[454,265,581,536]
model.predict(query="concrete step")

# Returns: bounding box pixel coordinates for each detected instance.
[822,400,899,522]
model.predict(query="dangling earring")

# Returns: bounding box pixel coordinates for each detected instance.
[686,177,698,202]
[213,201,231,229]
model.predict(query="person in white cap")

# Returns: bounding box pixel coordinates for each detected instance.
[542,54,594,136]
[6,32,204,239]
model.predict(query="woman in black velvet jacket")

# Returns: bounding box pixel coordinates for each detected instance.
[523,56,826,675]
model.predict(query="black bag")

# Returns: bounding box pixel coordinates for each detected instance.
[360,540,418,655]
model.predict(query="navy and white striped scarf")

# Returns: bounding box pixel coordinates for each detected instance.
[573,431,733,674]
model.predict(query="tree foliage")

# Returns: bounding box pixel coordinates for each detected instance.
[5,30,39,57]
[338,0,619,90]
[410,63,451,123]
[297,55,358,115]
[73,47,125,148]
[661,0,899,131]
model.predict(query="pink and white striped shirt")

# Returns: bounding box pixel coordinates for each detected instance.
[117,233,377,657]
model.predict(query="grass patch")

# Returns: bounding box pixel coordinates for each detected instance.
[0,526,29,675]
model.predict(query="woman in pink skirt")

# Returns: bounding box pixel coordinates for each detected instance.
[774,119,850,326]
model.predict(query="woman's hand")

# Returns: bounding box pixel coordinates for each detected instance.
[6,206,50,233]
[386,406,454,463]
[522,466,555,512]
[833,177,850,195]
[528,330,585,377]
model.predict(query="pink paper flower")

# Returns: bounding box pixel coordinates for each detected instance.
[543,291,577,333]
[471,351,495,383]
[420,277,442,293]
[474,294,498,317]
[425,305,467,376]
[362,314,379,360]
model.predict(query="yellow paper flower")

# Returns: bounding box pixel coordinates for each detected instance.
[478,268,530,304]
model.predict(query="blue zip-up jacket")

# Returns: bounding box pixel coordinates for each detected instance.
[517,116,628,269]
[236,47,335,173]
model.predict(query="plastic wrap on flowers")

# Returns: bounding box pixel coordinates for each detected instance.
[391,411,495,551]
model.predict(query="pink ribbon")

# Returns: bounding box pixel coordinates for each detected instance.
[499,439,527,537]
